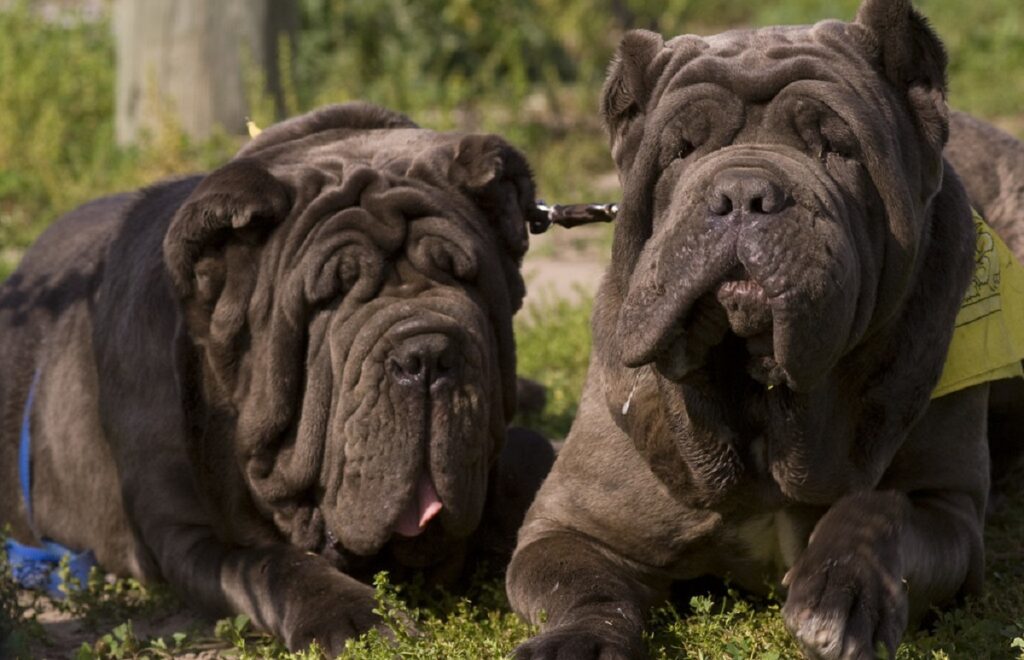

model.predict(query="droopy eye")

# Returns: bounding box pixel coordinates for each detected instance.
[668,113,708,162]
[817,117,858,161]
[792,100,858,163]
[411,235,478,282]
[674,140,696,161]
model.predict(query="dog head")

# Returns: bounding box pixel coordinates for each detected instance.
[594,0,974,503]
[163,103,535,559]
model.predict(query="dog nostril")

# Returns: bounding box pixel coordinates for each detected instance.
[709,192,734,216]
[387,334,461,388]
[745,180,788,215]
[709,170,789,218]
[388,355,424,381]
[755,182,788,214]
[436,352,456,375]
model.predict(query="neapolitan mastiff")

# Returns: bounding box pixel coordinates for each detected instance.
[507,1,1024,658]
[0,102,554,653]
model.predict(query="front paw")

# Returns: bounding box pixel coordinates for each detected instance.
[514,612,645,660]
[514,626,641,660]
[282,584,387,656]
[782,550,908,659]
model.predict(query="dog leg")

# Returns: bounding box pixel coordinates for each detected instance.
[782,387,988,660]
[135,508,384,655]
[113,441,384,656]
[218,544,384,653]
[507,531,661,659]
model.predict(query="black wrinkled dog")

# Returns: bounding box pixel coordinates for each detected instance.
[507,1,1024,658]
[0,102,553,653]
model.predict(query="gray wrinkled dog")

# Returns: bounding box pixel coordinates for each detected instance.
[0,102,554,653]
[507,1,1023,658]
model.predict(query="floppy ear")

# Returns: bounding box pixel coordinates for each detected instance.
[445,134,536,266]
[163,158,292,335]
[855,0,949,151]
[601,29,666,165]
[448,134,537,419]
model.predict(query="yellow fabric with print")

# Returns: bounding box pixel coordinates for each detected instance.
[932,213,1024,398]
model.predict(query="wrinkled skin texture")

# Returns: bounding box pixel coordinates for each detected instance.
[508,2,1022,659]
[0,103,554,655]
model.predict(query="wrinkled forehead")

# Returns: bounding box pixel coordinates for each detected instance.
[256,130,500,259]
[260,128,485,224]
[264,127,461,173]
[654,20,872,106]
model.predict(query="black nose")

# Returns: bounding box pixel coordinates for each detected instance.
[707,169,789,216]
[387,333,461,390]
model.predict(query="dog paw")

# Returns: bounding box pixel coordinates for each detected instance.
[782,551,908,659]
[513,624,640,660]
[281,585,396,656]
[284,607,382,656]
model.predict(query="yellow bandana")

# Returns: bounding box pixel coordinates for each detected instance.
[932,213,1024,398]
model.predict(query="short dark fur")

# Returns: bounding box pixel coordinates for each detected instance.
[0,102,554,653]
[507,2,1023,658]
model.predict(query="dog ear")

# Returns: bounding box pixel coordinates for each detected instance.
[601,30,666,160]
[448,134,536,419]
[447,134,535,266]
[854,0,949,151]
[163,158,291,331]
[451,134,513,189]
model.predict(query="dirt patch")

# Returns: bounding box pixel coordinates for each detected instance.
[14,590,222,659]
[522,221,611,302]
[523,256,607,301]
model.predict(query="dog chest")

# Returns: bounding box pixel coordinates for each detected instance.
[728,509,815,583]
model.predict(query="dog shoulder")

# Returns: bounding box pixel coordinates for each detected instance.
[521,381,720,570]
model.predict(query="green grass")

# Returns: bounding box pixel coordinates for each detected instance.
[514,295,595,439]
[3,0,1022,280]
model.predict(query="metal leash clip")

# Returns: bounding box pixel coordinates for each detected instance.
[527,201,619,234]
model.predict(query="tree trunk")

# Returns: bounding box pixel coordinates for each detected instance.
[113,0,296,144]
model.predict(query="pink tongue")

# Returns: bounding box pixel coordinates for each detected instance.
[395,474,443,538]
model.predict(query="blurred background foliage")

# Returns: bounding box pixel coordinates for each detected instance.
[1,0,1022,431]
[1,0,1021,278]
[2,0,1024,276]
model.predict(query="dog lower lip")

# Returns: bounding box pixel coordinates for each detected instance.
[715,278,771,338]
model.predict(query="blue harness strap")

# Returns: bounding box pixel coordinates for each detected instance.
[3,367,98,598]
[18,368,40,519]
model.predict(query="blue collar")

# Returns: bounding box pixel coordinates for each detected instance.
[4,367,97,598]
